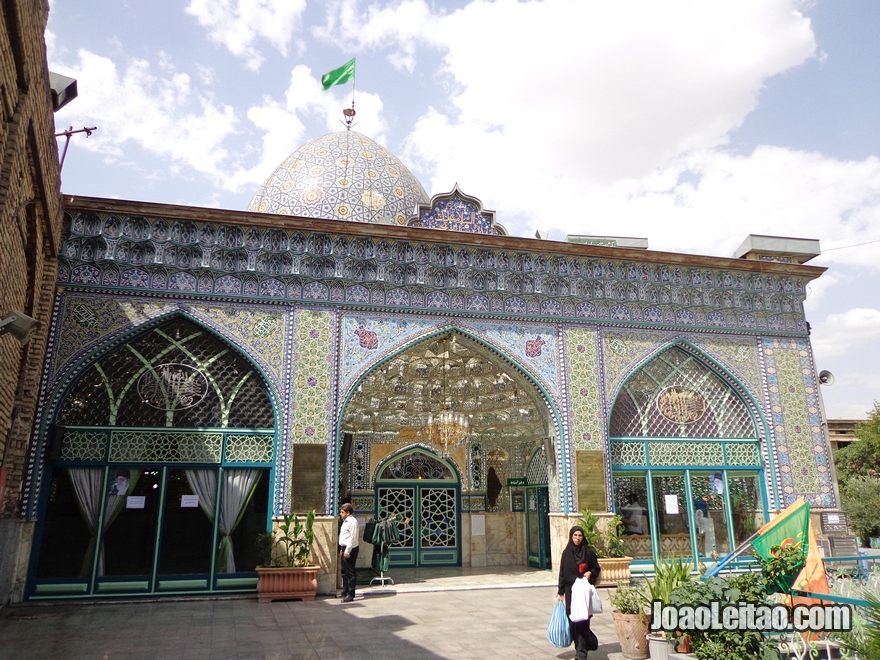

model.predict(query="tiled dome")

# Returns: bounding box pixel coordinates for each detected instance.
[248,131,429,225]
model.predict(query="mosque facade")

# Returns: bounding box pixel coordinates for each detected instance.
[19,129,837,600]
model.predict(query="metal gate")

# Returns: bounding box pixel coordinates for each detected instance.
[375,484,460,567]
[374,449,460,567]
[526,486,551,569]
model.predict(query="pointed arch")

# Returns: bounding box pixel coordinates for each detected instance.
[374,446,461,483]
[525,446,548,486]
[333,324,568,510]
[26,309,283,519]
[608,340,765,440]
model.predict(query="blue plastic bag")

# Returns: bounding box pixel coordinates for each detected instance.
[547,599,572,648]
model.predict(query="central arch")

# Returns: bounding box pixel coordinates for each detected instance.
[335,327,559,569]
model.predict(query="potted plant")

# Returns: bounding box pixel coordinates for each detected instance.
[611,582,650,660]
[668,571,769,659]
[643,556,693,660]
[255,509,320,603]
[579,510,633,586]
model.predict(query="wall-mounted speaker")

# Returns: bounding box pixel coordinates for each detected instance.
[340,432,354,464]
[818,370,835,386]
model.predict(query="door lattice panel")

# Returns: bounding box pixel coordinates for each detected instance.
[420,488,457,548]
[377,487,415,548]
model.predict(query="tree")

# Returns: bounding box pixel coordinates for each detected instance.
[840,475,880,544]
[833,402,880,487]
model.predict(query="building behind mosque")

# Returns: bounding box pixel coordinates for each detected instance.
[0,5,840,604]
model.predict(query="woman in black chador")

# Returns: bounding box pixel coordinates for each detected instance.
[557,525,601,660]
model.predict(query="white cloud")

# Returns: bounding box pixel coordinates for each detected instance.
[51,50,237,181]
[811,308,880,360]
[185,0,307,71]
[315,0,439,73]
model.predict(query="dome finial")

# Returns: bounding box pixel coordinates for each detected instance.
[342,102,356,131]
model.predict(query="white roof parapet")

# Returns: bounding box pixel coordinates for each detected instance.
[566,235,649,249]
[733,235,821,264]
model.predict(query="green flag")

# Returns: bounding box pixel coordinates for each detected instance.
[321,58,355,90]
[751,497,809,560]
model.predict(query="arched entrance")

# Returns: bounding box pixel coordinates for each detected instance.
[338,329,556,569]
[28,316,277,599]
[608,344,769,567]
[375,448,460,567]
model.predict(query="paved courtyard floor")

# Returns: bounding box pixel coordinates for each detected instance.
[0,568,626,659]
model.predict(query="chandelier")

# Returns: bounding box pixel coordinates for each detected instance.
[419,335,469,456]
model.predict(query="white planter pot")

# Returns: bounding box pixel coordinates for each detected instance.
[646,633,670,660]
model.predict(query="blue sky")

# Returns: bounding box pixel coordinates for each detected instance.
[47,0,880,419]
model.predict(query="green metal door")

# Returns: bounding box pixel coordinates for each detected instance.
[376,483,460,567]
[526,486,551,569]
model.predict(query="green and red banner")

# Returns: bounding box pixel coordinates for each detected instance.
[751,497,809,560]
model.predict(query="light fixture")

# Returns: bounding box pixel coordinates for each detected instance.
[0,311,40,345]
[419,335,469,456]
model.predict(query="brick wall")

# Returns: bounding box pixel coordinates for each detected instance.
[0,0,63,605]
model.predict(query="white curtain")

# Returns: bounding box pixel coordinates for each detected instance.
[185,469,218,522]
[184,468,261,573]
[69,467,141,577]
[69,468,103,577]
[217,469,262,573]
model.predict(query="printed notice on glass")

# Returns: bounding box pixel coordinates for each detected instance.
[827,513,840,525]
[664,494,679,515]
[126,496,146,509]
[181,494,199,508]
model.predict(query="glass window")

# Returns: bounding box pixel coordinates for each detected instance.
[157,469,215,575]
[728,472,764,547]
[651,473,693,561]
[222,469,269,573]
[101,468,160,576]
[690,471,731,557]
[35,469,93,579]
[613,474,652,560]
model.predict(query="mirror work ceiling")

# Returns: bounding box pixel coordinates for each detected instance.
[341,332,550,445]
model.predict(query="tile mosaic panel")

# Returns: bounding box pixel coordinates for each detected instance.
[762,338,835,508]
[463,321,560,398]
[60,209,815,335]
[52,296,169,380]
[291,310,334,445]
[648,441,724,466]
[689,334,762,402]
[339,314,561,400]
[51,295,288,397]
[564,327,602,451]
[190,305,286,383]
[340,314,433,390]
[610,441,646,466]
[602,329,670,404]
[603,330,764,416]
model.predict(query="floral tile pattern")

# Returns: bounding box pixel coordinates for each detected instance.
[563,327,602,451]
[291,310,334,445]
[762,338,835,508]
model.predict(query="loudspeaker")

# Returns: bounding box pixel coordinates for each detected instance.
[818,370,834,386]
[0,311,40,345]
[47,424,65,461]
[542,436,556,470]
[340,432,353,464]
